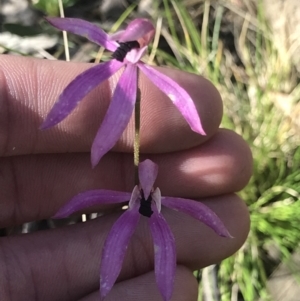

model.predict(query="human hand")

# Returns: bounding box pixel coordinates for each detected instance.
[0,55,251,301]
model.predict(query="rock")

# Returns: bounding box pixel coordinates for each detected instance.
[0,32,58,56]
[0,0,40,26]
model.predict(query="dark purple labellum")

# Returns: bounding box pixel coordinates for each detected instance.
[139,190,153,218]
[112,40,140,62]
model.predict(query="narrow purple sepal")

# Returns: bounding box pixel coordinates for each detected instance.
[45,17,118,51]
[138,159,158,199]
[100,204,140,299]
[91,64,137,167]
[149,206,176,301]
[40,60,123,130]
[162,197,232,238]
[138,63,206,135]
[53,190,131,218]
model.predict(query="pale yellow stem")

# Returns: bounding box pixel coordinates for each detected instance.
[58,0,70,62]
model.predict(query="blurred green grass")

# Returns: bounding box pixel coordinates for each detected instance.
[32,0,80,16]
[153,1,300,300]
[6,0,300,300]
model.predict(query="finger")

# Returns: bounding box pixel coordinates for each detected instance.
[0,129,252,227]
[79,265,198,301]
[0,194,249,301]
[0,55,222,156]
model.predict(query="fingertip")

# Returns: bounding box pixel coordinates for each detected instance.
[163,194,250,269]
[139,66,223,152]
[79,266,198,301]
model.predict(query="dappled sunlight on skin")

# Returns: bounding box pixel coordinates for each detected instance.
[180,154,231,186]
[154,129,253,198]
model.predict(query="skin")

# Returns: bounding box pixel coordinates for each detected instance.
[0,55,252,301]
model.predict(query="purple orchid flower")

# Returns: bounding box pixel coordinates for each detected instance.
[54,159,231,301]
[40,17,206,167]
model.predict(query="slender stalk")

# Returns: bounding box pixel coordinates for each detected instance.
[58,0,70,62]
[134,77,141,185]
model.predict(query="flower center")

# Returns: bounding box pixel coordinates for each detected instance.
[139,189,153,217]
[112,41,140,62]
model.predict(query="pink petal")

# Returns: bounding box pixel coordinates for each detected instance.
[109,30,125,41]
[115,19,155,46]
[152,187,162,212]
[53,190,131,218]
[128,185,141,208]
[162,197,232,238]
[125,46,148,64]
[138,63,206,135]
[40,60,124,129]
[100,204,140,299]
[138,159,158,199]
[45,17,118,51]
[91,64,137,167]
[149,206,176,301]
